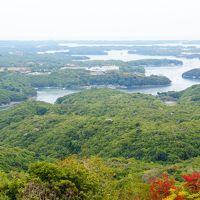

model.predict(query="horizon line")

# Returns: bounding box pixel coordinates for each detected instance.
[0,39,200,42]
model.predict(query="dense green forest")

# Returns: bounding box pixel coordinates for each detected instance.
[0,70,171,105]
[1,156,199,200]
[1,86,199,163]
[0,72,36,105]
[0,86,200,199]
[27,69,171,88]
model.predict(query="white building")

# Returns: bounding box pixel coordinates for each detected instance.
[86,65,119,74]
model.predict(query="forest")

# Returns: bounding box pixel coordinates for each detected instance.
[0,85,200,199]
[27,69,171,88]
[0,70,171,105]
[0,72,36,105]
[0,41,200,199]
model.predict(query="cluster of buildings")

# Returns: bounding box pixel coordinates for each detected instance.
[0,67,31,74]
[86,65,119,75]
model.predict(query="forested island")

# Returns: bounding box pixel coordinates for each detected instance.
[28,69,171,88]
[182,68,200,79]
[72,59,183,68]
[0,70,171,105]
[126,58,183,66]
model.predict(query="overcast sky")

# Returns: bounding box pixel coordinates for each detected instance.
[0,0,199,40]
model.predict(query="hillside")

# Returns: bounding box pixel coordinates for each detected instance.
[0,86,200,199]
[0,72,36,105]
[158,84,200,103]
[0,87,199,164]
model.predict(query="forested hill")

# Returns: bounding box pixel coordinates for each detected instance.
[0,86,200,199]
[0,86,199,165]
[0,72,36,105]
[158,84,200,103]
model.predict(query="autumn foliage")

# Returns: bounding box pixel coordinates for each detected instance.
[149,172,200,200]
[183,172,200,193]
[150,174,176,200]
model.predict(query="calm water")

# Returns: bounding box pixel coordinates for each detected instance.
[58,43,200,48]
[36,50,200,103]
[88,50,200,95]
[36,88,78,103]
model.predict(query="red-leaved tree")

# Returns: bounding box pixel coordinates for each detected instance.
[149,174,176,200]
[183,172,200,193]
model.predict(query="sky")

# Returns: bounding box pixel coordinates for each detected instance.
[0,0,200,40]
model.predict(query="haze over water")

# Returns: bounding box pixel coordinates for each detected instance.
[88,50,200,95]
[36,48,200,103]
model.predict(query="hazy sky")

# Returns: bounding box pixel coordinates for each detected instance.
[0,0,200,40]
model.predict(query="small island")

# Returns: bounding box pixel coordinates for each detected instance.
[126,59,183,67]
[182,68,200,79]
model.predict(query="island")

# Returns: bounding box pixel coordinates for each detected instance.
[0,69,171,105]
[182,68,200,79]
[28,69,171,89]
